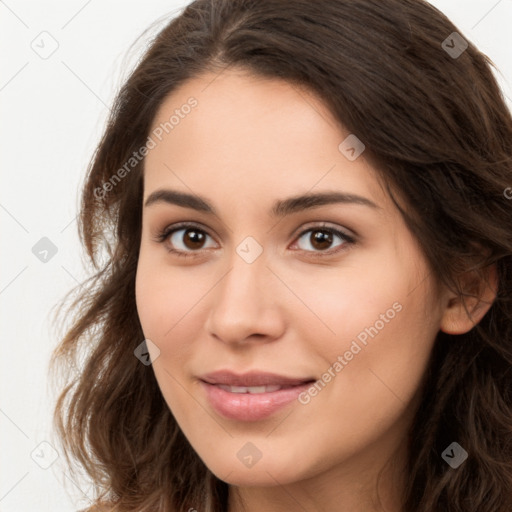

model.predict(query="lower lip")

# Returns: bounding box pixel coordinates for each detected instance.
[200,381,314,422]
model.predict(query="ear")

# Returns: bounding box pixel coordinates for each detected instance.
[440,262,498,335]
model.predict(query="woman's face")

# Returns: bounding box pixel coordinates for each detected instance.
[135,69,448,492]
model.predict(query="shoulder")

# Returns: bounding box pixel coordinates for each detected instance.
[77,503,114,512]
[78,501,179,512]
[78,500,179,512]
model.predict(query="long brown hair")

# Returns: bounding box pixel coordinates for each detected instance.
[49,0,512,510]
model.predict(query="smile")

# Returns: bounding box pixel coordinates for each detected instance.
[200,379,315,421]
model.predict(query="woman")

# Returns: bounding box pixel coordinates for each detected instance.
[50,0,512,511]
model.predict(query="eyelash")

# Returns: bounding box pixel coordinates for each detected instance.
[153,221,356,259]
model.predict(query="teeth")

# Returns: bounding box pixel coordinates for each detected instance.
[217,384,283,393]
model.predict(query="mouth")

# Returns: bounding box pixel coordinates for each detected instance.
[199,369,316,388]
[212,384,303,394]
[198,370,316,421]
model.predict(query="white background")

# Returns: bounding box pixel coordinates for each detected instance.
[1,1,511,510]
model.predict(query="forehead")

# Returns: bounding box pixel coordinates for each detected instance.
[143,69,390,214]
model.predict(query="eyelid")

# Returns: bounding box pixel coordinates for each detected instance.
[153,220,356,257]
[291,221,356,242]
[152,221,218,251]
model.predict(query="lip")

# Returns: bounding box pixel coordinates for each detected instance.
[198,370,316,422]
[199,369,315,387]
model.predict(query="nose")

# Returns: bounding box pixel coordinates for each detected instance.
[204,249,285,346]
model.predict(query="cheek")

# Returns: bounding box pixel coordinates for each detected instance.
[314,283,438,434]
[135,249,198,337]
[287,260,405,352]
[135,253,217,381]
[301,253,439,403]
[135,259,199,419]
[288,278,439,473]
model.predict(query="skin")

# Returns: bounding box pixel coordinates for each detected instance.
[135,68,496,512]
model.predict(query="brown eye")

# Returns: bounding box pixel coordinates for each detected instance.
[179,228,207,250]
[293,226,353,255]
[309,230,334,250]
[156,222,355,259]
[168,227,214,251]
[156,224,216,257]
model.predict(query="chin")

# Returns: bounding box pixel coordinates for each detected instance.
[213,466,295,487]
[203,451,311,487]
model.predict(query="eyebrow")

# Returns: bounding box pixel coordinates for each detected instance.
[144,189,381,216]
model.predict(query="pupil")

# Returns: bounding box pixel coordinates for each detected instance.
[312,230,332,250]
[185,229,204,249]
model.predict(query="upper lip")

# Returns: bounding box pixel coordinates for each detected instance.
[199,370,315,387]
